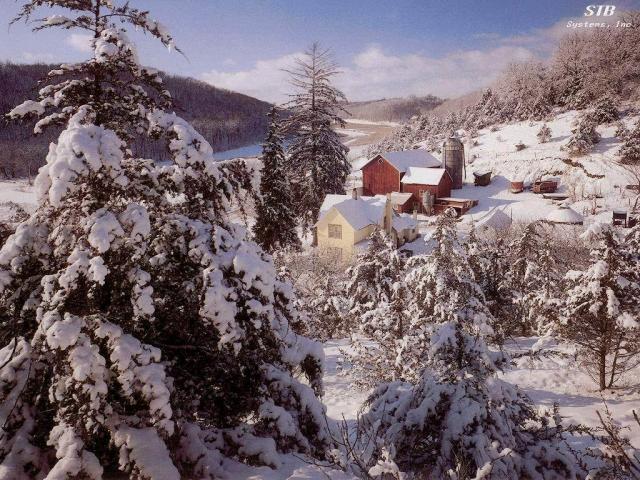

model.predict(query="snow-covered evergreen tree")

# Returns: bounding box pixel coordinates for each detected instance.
[465,225,513,333]
[559,224,640,390]
[566,116,601,156]
[394,210,500,382]
[284,43,350,232]
[537,123,552,143]
[591,94,619,124]
[341,229,410,388]
[252,107,300,252]
[619,120,640,165]
[346,229,403,322]
[615,120,630,141]
[507,223,548,336]
[356,214,580,479]
[1,2,331,477]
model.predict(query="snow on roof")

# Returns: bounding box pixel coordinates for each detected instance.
[477,209,512,231]
[378,149,441,172]
[318,194,417,232]
[318,194,386,230]
[390,192,413,205]
[401,167,447,185]
[393,214,418,231]
[546,205,584,225]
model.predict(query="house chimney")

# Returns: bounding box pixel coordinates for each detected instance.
[352,188,358,200]
[385,193,393,235]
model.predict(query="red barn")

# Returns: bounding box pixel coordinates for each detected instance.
[360,149,452,213]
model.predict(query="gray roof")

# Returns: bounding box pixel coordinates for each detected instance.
[377,149,441,172]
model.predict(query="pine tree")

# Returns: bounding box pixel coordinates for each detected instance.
[465,224,512,333]
[346,229,404,321]
[398,211,499,374]
[252,107,300,252]
[342,229,409,388]
[507,223,545,336]
[566,116,601,156]
[615,120,630,141]
[1,2,331,477]
[284,43,350,232]
[537,123,552,143]
[591,94,619,125]
[559,225,640,390]
[356,213,580,479]
[619,120,640,165]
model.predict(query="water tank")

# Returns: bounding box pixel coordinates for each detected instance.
[443,135,465,189]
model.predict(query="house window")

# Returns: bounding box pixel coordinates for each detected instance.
[328,224,342,239]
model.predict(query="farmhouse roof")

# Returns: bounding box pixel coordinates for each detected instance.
[318,194,418,232]
[400,167,448,185]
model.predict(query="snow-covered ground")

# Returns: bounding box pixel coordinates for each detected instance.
[347,109,640,240]
[323,336,640,472]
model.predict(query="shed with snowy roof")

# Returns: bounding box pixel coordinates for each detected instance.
[315,193,419,260]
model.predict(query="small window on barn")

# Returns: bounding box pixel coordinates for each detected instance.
[328,224,342,239]
[378,158,383,164]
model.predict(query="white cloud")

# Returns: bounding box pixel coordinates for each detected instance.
[201,53,301,103]
[200,44,538,103]
[20,51,56,63]
[65,33,93,53]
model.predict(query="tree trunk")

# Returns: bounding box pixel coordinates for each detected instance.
[599,347,607,391]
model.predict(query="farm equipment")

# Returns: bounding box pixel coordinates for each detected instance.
[532,179,558,194]
[473,171,492,187]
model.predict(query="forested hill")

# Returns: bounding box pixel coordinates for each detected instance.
[344,95,443,122]
[0,62,272,178]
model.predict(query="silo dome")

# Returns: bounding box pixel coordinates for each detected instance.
[442,134,465,189]
[443,136,464,150]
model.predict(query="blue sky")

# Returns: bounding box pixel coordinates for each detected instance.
[1,0,639,102]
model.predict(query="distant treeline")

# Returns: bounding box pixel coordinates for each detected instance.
[0,63,273,178]
[344,95,443,122]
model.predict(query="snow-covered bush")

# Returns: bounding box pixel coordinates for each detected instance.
[355,217,581,479]
[591,94,619,124]
[619,120,640,165]
[515,140,527,151]
[559,224,640,390]
[275,249,351,340]
[0,2,332,477]
[537,123,552,143]
[566,116,601,156]
[587,404,640,479]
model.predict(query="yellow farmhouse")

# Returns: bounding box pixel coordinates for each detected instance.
[315,192,419,260]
